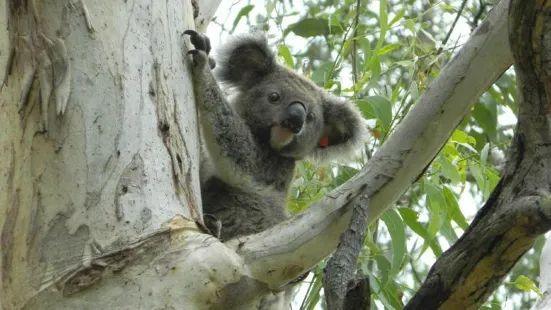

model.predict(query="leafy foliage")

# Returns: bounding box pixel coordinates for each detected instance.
[208,0,540,309]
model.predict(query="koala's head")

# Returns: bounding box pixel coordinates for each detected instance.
[215,33,366,161]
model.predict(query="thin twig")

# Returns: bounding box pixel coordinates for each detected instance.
[425,0,468,74]
[438,0,469,54]
[351,0,361,89]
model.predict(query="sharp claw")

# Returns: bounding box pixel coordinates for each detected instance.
[183,29,198,37]
[204,36,211,54]
[183,29,209,53]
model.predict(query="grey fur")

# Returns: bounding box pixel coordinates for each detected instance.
[185,31,366,241]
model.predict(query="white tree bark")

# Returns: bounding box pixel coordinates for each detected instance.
[194,0,220,32]
[0,0,218,309]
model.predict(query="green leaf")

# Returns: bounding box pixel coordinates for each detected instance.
[481,143,490,165]
[377,44,402,55]
[381,209,406,280]
[438,219,458,244]
[469,162,486,197]
[425,182,447,210]
[355,100,376,120]
[442,143,459,157]
[360,37,372,71]
[324,79,341,93]
[373,252,391,286]
[370,55,381,83]
[409,80,420,101]
[277,44,294,68]
[419,28,438,46]
[451,130,476,145]
[442,186,468,230]
[468,162,499,199]
[439,155,460,184]
[389,8,405,27]
[365,95,392,130]
[310,62,333,85]
[472,102,497,139]
[405,19,416,33]
[513,275,543,298]
[379,0,388,29]
[422,182,447,257]
[369,275,403,310]
[265,0,274,17]
[398,208,443,257]
[231,5,254,32]
[288,18,344,37]
[484,166,500,198]
[303,272,323,310]
[455,141,478,153]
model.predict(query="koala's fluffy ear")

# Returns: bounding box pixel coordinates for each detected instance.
[215,34,276,89]
[311,97,367,161]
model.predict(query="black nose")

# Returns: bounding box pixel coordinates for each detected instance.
[282,102,306,134]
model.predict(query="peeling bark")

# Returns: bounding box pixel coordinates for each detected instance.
[0,0,209,308]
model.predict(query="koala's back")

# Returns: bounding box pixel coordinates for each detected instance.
[202,177,289,241]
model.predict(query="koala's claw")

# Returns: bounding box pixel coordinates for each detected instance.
[184,30,216,69]
[183,29,211,54]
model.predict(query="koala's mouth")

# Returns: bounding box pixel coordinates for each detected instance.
[270,125,295,150]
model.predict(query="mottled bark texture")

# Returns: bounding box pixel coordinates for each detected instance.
[406,1,551,309]
[323,197,369,310]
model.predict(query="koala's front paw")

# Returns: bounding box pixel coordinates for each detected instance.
[183,30,216,69]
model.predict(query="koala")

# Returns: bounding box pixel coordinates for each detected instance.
[184,30,366,242]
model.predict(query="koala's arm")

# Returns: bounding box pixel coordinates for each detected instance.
[185,31,262,186]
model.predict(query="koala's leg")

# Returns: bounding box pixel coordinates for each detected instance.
[184,30,263,188]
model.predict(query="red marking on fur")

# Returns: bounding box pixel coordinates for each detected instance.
[319,136,329,147]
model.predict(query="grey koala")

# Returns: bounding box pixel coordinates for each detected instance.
[184,30,366,241]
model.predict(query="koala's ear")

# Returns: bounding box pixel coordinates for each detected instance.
[215,33,276,89]
[311,98,367,161]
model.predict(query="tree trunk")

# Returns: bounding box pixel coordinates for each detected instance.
[0,0,214,308]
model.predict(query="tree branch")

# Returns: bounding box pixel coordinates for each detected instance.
[405,1,551,308]
[226,0,513,295]
[231,0,512,286]
[194,0,222,32]
[323,196,369,310]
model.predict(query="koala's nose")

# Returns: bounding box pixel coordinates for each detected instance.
[282,102,306,134]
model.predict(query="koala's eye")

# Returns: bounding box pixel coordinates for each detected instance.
[268,92,280,103]
[307,112,315,122]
